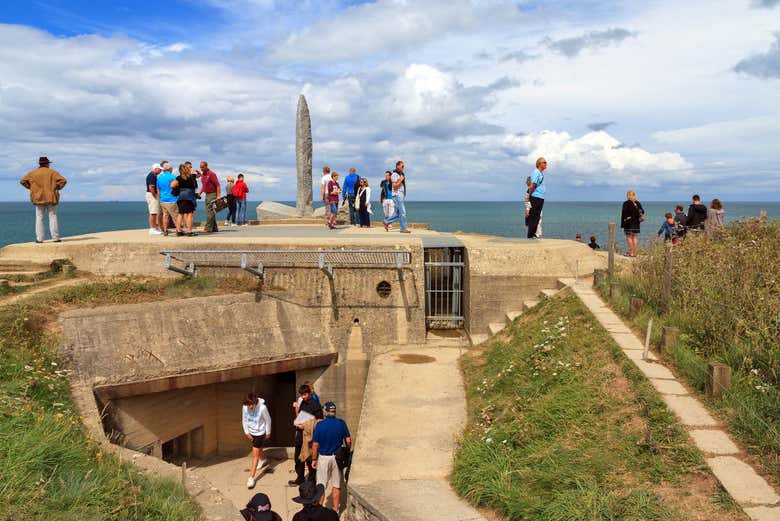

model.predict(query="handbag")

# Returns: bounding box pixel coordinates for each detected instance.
[210,196,229,213]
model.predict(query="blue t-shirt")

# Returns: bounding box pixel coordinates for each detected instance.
[146,172,157,193]
[343,173,359,198]
[312,417,350,455]
[530,168,545,199]
[157,171,177,203]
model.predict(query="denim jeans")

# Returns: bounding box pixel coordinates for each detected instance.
[347,196,358,225]
[236,199,247,225]
[384,194,407,231]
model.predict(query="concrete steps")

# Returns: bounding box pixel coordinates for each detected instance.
[523,299,540,311]
[425,329,470,347]
[505,310,523,322]
[488,322,506,336]
[469,333,489,346]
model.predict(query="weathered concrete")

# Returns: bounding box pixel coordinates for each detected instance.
[689,429,740,455]
[296,94,314,216]
[744,506,780,521]
[707,457,780,505]
[347,345,486,521]
[648,378,688,395]
[660,395,719,427]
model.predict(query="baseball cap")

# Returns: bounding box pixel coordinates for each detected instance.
[323,401,336,412]
[243,493,275,521]
[152,163,162,171]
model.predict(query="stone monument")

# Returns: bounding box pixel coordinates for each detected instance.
[295,95,313,216]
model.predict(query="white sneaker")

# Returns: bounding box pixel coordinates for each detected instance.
[259,459,269,470]
[149,228,162,235]
[224,221,229,226]
[247,476,255,488]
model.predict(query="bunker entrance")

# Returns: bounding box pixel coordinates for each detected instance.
[424,247,465,330]
[95,355,335,462]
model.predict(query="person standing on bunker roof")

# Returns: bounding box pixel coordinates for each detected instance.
[242,392,272,489]
[383,160,409,233]
[20,156,67,243]
[526,157,547,239]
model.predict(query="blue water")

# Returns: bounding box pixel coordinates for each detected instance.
[0,201,777,249]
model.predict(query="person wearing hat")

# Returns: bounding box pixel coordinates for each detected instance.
[240,492,282,521]
[311,401,351,511]
[20,157,67,243]
[292,482,339,521]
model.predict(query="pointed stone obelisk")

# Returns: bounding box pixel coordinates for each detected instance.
[295,94,313,216]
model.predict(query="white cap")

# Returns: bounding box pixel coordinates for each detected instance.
[152,163,162,170]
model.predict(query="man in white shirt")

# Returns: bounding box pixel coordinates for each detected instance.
[319,166,332,220]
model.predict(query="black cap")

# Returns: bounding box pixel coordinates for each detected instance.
[244,493,275,521]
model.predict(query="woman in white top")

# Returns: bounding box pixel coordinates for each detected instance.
[242,392,272,489]
[356,177,372,227]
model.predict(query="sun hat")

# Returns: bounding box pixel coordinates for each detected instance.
[292,481,325,505]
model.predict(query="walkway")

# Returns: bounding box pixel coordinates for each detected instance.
[348,345,487,521]
[0,277,86,306]
[568,280,780,521]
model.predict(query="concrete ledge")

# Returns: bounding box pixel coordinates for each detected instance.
[349,481,485,521]
[707,456,780,506]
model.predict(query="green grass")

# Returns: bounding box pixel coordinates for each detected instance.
[454,292,743,521]
[598,219,780,484]
[0,276,250,521]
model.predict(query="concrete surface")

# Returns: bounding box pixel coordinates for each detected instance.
[347,345,486,521]
[567,280,780,519]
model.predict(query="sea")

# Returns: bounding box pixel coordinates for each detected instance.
[0,201,777,250]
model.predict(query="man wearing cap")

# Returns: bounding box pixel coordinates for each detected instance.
[311,401,351,512]
[146,163,163,235]
[198,161,221,233]
[240,492,283,521]
[292,482,339,521]
[20,157,67,243]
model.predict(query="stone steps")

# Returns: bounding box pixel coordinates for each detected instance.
[425,329,470,347]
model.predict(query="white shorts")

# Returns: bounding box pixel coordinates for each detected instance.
[146,192,160,215]
[316,454,340,489]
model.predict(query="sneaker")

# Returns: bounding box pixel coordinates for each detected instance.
[247,476,256,489]
[149,228,163,235]
[35,240,43,244]
[288,478,304,487]
[224,221,229,226]
[176,231,184,237]
[259,459,269,470]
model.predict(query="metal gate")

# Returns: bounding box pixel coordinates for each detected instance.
[424,247,464,329]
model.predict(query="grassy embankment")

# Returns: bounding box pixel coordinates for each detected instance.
[597,218,780,486]
[0,276,249,521]
[454,292,745,521]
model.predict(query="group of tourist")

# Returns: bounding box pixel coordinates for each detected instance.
[145,160,250,236]
[319,160,410,233]
[240,383,350,520]
[619,191,726,256]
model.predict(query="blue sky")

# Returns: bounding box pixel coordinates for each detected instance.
[1,0,779,201]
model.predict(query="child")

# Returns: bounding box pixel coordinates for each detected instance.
[242,393,272,489]
[588,236,600,249]
[657,212,677,242]
[326,172,341,229]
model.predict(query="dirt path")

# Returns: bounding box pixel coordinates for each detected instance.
[0,277,87,306]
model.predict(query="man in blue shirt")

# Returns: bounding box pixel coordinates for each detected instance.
[342,168,360,226]
[311,401,351,511]
[526,157,547,239]
[156,162,179,236]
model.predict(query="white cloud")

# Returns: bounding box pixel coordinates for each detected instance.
[652,116,780,156]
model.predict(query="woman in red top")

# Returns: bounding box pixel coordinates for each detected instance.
[326,172,341,229]
[232,173,249,226]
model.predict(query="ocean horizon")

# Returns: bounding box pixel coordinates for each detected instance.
[1,200,777,250]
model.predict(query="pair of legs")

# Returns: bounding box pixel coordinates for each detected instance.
[204,192,218,232]
[236,199,247,225]
[226,195,236,225]
[625,231,639,256]
[248,437,268,481]
[146,192,161,231]
[316,454,342,510]
[384,194,408,232]
[160,203,178,234]
[34,204,59,242]
[527,196,544,238]
[292,438,315,484]
[347,196,358,225]
[176,212,194,234]
[327,202,338,228]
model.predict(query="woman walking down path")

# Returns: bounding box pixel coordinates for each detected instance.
[326,172,341,229]
[233,174,249,226]
[621,190,644,257]
[173,163,198,236]
[356,177,371,227]
[242,393,272,489]
[707,198,724,234]
[225,176,236,226]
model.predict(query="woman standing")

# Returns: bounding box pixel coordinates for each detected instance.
[326,172,341,229]
[233,174,249,226]
[173,163,198,236]
[620,190,644,257]
[707,198,725,234]
[356,177,371,227]
[225,176,236,227]
[242,392,272,489]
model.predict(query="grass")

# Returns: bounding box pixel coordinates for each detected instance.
[0,276,251,521]
[599,218,780,485]
[453,292,745,521]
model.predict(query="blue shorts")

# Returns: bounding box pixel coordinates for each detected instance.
[329,202,338,214]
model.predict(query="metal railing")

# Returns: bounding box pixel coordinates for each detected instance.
[160,249,412,280]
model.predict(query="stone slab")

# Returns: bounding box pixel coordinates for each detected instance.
[610,332,646,350]
[632,359,676,380]
[623,349,658,361]
[707,456,780,506]
[689,429,740,455]
[744,506,780,521]
[649,378,688,395]
[351,480,486,521]
[661,395,719,426]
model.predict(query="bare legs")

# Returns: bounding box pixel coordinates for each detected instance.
[625,233,639,257]
[176,213,194,234]
[249,446,267,478]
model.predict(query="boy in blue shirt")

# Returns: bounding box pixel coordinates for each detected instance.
[657,212,677,243]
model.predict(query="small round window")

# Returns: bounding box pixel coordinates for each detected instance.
[376,281,392,298]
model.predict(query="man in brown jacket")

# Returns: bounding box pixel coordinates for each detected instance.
[20,157,67,243]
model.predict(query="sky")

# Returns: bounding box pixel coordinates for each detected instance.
[0,0,779,202]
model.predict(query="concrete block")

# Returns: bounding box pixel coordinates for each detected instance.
[469,333,489,346]
[707,456,780,506]
[628,297,644,318]
[505,310,523,322]
[255,201,300,220]
[632,359,676,380]
[622,349,657,361]
[707,363,732,400]
[689,429,739,455]
[661,326,680,356]
[488,322,506,336]
[540,288,559,298]
[744,506,780,521]
[523,299,540,311]
[661,395,719,426]
[648,378,688,395]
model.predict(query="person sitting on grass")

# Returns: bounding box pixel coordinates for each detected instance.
[657,212,677,243]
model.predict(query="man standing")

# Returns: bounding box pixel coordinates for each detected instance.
[291,482,338,521]
[320,166,332,221]
[199,161,220,233]
[674,205,688,238]
[289,384,323,487]
[146,163,162,235]
[156,163,178,236]
[526,157,547,239]
[686,195,707,231]
[383,160,409,234]
[342,167,360,226]
[20,157,67,243]
[379,171,395,230]
[311,401,351,512]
